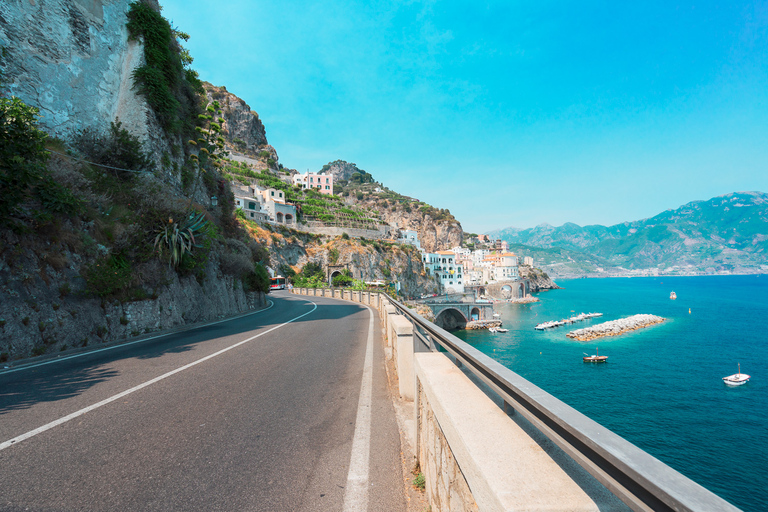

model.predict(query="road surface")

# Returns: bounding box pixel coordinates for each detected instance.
[0,291,406,511]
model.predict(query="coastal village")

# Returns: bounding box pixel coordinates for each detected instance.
[226,168,536,299]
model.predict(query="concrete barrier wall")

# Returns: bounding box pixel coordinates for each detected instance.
[290,288,619,512]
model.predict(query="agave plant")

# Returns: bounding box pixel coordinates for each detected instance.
[154,212,208,268]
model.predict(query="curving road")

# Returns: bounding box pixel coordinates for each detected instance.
[0,292,406,511]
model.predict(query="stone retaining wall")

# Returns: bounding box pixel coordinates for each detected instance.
[418,382,479,512]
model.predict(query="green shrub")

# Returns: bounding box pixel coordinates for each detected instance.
[244,263,270,293]
[332,269,353,287]
[126,1,203,135]
[75,121,154,178]
[84,255,133,298]
[0,96,82,223]
[154,211,208,268]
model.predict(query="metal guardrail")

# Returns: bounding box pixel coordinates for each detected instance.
[294,288,741,512]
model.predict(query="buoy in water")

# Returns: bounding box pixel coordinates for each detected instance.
[689,308,691,314]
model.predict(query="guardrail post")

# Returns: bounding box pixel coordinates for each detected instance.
[384,304,397,360]
[390,315,415,401]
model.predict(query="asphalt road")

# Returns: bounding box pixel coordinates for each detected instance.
[0,291,406,511]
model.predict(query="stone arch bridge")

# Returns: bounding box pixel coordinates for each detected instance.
[471,280,530,300]
[427,302,496,330]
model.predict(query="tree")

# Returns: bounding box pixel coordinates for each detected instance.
[332,269,353,287]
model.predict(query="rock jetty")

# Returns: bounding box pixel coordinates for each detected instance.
[535,312,603,330]
[566,314,664,341]
[466,320,502,330]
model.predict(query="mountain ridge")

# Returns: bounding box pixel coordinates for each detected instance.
[488,191,768,276]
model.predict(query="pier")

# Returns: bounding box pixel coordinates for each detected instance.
[567,314,665,341]
[535,312,603,330]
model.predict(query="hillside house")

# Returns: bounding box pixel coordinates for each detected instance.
[292,171,334,195]
[232,183,297,225]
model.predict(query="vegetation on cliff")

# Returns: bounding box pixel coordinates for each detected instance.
[126,0,204,136]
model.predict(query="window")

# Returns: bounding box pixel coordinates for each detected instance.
[248,202,256,209]
[326,178,329,183]
[271,191,274,196]
[310,177,314,183]
[250,212,254,218]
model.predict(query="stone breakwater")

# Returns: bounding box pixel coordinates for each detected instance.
[465,320,502,330]
[566,314,665,341]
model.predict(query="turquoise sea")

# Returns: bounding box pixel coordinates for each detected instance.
[454,275,767,511]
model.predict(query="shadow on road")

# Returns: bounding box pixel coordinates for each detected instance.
[0,366,119,415]
[0,293,364,416]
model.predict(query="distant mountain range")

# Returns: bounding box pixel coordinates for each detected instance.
[487,192,768,277]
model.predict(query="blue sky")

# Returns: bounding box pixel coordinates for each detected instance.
[160,0,768,233]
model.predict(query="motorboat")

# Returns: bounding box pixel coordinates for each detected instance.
[583,347,608,363]
[723,364,750,386]
[670,291,677,300]
[495,327,509,333]
[488,327,497,333]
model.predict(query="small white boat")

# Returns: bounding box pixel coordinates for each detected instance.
[670,291,677,300]
[495,327,509,333]
[723,364,750,386]
[493,312,501,318]
[488,327,497,333]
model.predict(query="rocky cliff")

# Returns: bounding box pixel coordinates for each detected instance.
[0,0,182,170]
[204,83,270,156]
[238,223,439,298]
[518,265,560,292]
[323,160,463,252]
[376,204,463,253]
[0,0,272,362]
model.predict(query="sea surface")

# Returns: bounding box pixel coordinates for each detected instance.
[454,275,767,511]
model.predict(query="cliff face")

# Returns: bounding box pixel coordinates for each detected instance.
[239,223,438,298]
[0,1,271,361]
[356,197,463,252]
[1,0,159,149]
[0,234,266,361]
[204,83,268,154]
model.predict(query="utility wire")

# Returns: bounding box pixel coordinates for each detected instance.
[45,148,153,174]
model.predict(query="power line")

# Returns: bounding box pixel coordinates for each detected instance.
[45,149,153,174]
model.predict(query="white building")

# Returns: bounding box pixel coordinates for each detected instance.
[234,194,268,222]
[293,171,334,195]
[232,183,297,225]
[523,256,534,266]
[494,252,519,281]
[399,229,421,249]
[472,249,490,266]
[422,250,464,293]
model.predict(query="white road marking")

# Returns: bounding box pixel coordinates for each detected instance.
[342,306,375,512]
[0,302,316,452]
[0,302,275,375]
